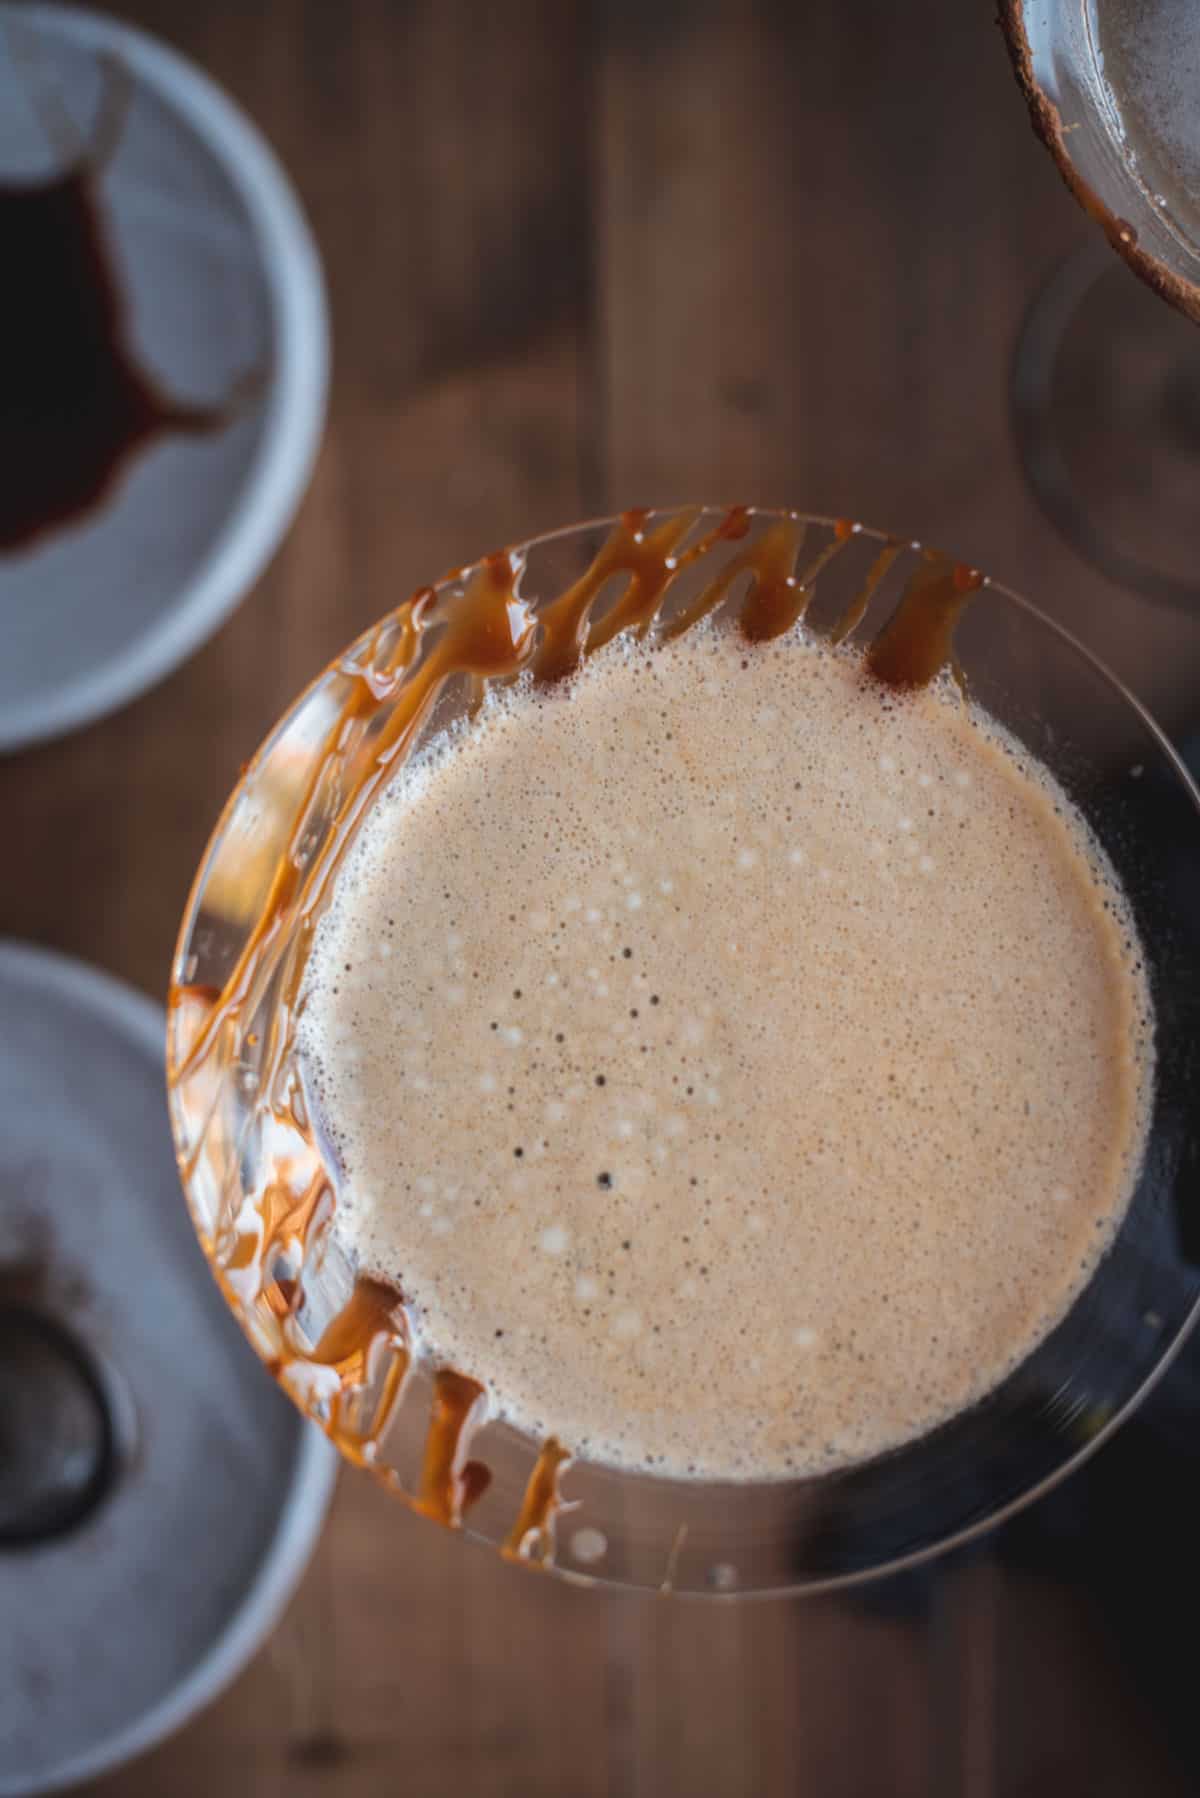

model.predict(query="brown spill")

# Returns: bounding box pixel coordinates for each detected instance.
[1,58,242,554]
[168,506,984,1559]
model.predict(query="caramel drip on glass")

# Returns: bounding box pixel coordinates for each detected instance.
[661,514,809,643]
[831,537,904,646]
[866,556,984,690]
[169,506,984,1538]
[533,509,698,683]
[306,1277,410,1463]
[308,1276,406,1379]
[252,1172,328,1281]
[503,1439,572,1565]
[414,1369,489,1527]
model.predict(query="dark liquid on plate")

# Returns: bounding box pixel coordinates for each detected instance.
[0,162,225,553]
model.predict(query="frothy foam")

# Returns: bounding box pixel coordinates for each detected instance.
[297,623,1153,1479]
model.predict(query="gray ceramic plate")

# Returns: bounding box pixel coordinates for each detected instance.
[0,941,337,1797]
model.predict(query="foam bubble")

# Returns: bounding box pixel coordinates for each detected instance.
[571,1527,608,1563]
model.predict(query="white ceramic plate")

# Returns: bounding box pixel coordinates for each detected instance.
[0,6,329,753]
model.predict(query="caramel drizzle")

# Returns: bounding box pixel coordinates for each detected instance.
[533,508,699,683]
[503,1439,572,1566]
[414,1369,490,1526]
[305,1277,410,1459]
[831,536,904,646]
[307,1276,407,1380]
[168,506,985,1546]
[234,1171,328,1288]
[661,513,807,643]
[866,554,983,689]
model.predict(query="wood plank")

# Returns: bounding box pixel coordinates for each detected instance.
[928,1559,1001,1798]
[992,1568,1193,1798]
[612,1590,933,1798]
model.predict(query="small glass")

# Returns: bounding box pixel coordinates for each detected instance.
[1001,0,1200,606]
[168,510,1200,1597]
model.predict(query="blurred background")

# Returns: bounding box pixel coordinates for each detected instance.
[3,1,1200,1793]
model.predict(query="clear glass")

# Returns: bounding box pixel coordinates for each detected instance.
[1012,241,1200,608]
[1001,0,1200,317]
[168,510,1200,1597]
[1002,1,1200,604]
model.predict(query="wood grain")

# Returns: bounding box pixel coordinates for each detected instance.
[2,2,1194,1793]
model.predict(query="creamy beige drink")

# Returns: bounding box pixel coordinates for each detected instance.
[297,620,1152,1480]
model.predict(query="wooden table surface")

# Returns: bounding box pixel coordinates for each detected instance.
[4,3,1198,1793]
